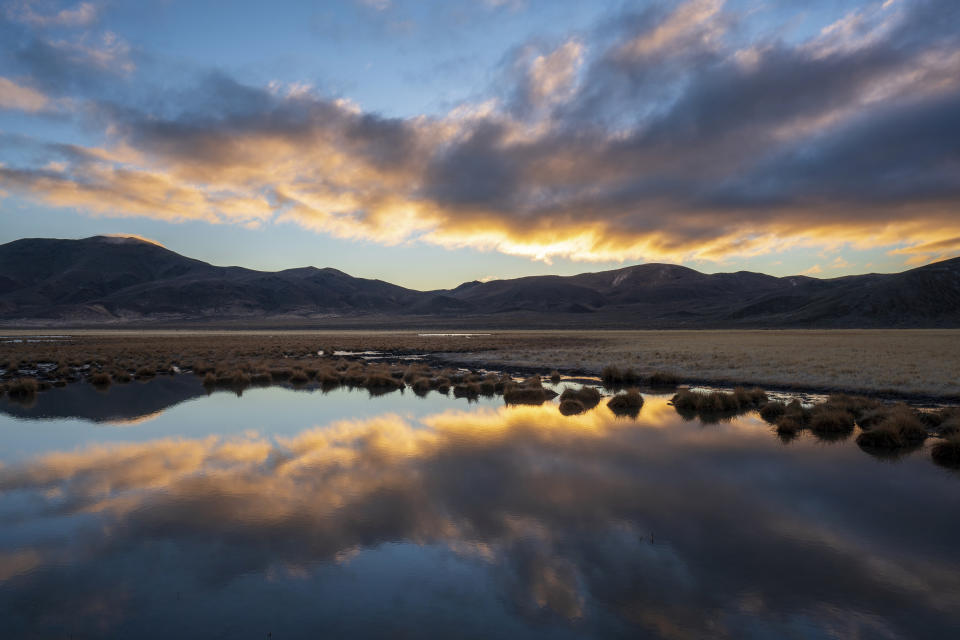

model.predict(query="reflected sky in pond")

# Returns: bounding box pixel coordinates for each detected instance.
[1,383,958,639]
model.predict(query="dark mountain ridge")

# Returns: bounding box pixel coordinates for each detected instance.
[0,236,958,328]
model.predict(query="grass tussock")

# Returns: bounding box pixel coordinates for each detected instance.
[90,372,111,387]
[559,386,602,410]
[549,370,561,383]
[759,401,786,424]
[453,382,481,399]
[648,371,680,387]
[671,387,768,420]
[411,377,432,396]
[6,377,39,398]
[289,369,310,385]
[855,404,928,451]
[559,398,586,415]
[503,376,558,406]
[363,373,404,392]
[931,438,960,469]
[808,406,856,440]
[607,389,644,417]
[601,365,642,386]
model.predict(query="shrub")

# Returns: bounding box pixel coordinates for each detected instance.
[549,370,561,383]
[607,389,644,416]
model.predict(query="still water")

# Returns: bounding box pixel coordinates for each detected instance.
[1,379,958,639]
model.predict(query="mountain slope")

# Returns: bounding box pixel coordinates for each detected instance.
[0,236,957,327]
[0,236,440,320]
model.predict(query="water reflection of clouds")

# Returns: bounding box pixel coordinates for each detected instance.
[0,400,958,638]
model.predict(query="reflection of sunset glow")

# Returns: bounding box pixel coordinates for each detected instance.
[1,398,959,637]
[102,409,166,427]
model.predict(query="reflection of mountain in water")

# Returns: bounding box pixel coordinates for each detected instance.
[0,400,958,638]
[0,375,206,423]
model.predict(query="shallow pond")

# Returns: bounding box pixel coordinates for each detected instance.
[1,380,958,639]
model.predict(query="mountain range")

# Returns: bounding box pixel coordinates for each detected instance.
[1,236,958,328]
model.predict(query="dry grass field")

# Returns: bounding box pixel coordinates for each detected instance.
[0,329,958,400]
[444,330,960,399]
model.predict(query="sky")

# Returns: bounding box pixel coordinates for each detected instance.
[0,0,958,290]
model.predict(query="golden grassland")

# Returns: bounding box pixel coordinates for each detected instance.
[0,329,958,399]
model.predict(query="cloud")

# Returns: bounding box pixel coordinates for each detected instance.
[0,76,48,111]
[6,1,98,27]
[356,0,390,10]
[1,0,960,266]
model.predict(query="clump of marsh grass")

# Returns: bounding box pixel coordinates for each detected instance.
[363,372,404,393]
[6,377,39,399]
[607,389,644,417]
[932,437,960,469]
[808,405,856,441]
[289,369,310,385]
[601,365,642,386]
[112,370,132,383]
[559,398,586,415]
[411,377,432,396]
[647,371,680,387]
[773,400,810,440]
[453,382,481,399]
[855,404,928,452]
[759,401,786,424]
[135,366,156,379]
[559,386,602,411]
[269,367,293,381]
[251,371,273,385]
[90,371,111,387]
[503,376,558,406]
[549,370,561,383]
[671,386,768,421]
